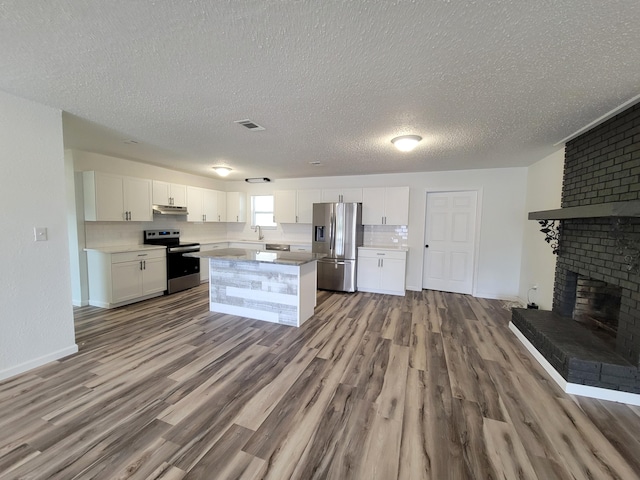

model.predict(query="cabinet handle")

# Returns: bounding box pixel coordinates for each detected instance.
[236,215,239,222]
[140,260,143,270]
[381,259,384,267]
[143,260,146,269]
[218,215,220,221]
[296,215,298,223]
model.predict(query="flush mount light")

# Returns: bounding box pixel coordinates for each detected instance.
[391,135,422,152]
[245,177,271,183]
[213,167,231,177]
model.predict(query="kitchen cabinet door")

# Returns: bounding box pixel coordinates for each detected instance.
[361,186,409,225]
[296,189,322,223]
[226,192,246,223]
[274,190,297,223]
[384,187,410,225]
[202,189,218,222]
[154,181,187,207]
[356,256,380,291]
[215,190,227,222]
[170,183,187,207]
[84,171,125,221]
[142,256,167,295]
[111,261,143,304]
[362,187,386,225]
[123,176,153,221]
[187,186,204,222]
[84,171,151,222]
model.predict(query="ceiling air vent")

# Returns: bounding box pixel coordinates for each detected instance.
[234,119,265,131]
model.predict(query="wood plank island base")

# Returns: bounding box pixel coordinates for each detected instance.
[188,248,326,327]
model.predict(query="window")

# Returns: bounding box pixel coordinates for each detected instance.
[251,195,277,228]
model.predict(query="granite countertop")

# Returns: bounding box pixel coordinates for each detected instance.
[186,248,325,266]
[84,244,166,253]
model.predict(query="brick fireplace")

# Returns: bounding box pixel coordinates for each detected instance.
[512,102,640,398]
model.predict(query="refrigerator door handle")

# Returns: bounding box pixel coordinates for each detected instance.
[329,211,336,252]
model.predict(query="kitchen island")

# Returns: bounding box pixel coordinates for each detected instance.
[187,248,325,327]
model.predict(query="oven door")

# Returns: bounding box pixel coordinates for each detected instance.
[165,245,201,294]
[166,245,200,279]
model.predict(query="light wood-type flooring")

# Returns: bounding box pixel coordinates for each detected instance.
[2,285,640,479]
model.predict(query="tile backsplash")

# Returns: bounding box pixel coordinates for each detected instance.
[83,217,226,247]
[84,218,408,248]
[363,224,409,247]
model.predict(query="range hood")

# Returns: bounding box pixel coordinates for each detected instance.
[153,205,189,215]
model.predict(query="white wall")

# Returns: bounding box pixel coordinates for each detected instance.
[518,148,564,309]
[0,90,77,380]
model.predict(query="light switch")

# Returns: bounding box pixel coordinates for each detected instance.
[34,227,48,242]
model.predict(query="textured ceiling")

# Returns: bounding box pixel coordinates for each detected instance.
[1,1,639,181]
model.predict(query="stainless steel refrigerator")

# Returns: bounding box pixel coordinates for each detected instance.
[312,202,363,292]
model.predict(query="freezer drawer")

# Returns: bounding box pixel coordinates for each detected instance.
[317,258,357,292]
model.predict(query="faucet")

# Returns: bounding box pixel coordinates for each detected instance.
[255,225,264,240]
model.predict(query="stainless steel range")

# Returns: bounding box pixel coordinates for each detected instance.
[143,229,200,294]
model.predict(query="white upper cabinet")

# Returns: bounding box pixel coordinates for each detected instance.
[152,181,187,207]
[202,188,218,222]
[274,190,297,223]
[362,186,409,225]
[226,192,246,223]
[83,171,152,222]
[296,189,322,223]
[187,186,226,222]
[186,186,203,222]
[216,190,227,222]
[321,188,363,203]
[274,189,321,224]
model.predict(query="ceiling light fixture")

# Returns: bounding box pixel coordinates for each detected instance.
[391,135,422,152]
[213,167,231,177]
[245,177,271,183]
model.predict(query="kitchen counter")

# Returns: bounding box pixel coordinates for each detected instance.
[193,248,321,327]
[187,248,324,266]
[84,244,166,254]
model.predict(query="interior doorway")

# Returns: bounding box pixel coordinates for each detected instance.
[423,190,478,294]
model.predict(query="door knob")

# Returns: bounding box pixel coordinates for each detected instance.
[425,245,429,248]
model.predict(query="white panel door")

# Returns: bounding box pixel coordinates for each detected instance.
[423,191,477,294]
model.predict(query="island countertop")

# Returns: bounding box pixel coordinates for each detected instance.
[186,248,325,266]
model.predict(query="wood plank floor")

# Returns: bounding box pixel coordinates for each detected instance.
[1,285,640,479]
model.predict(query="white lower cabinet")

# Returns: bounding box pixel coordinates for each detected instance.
[86,248,167,308]
[357,248,406,296]
[199,243,228,281]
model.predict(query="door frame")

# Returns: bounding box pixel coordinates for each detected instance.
[422,187,483,296]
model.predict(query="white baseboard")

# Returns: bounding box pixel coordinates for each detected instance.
[509,322,640,406]
[0,344,79,382]
[475,292,521,302]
